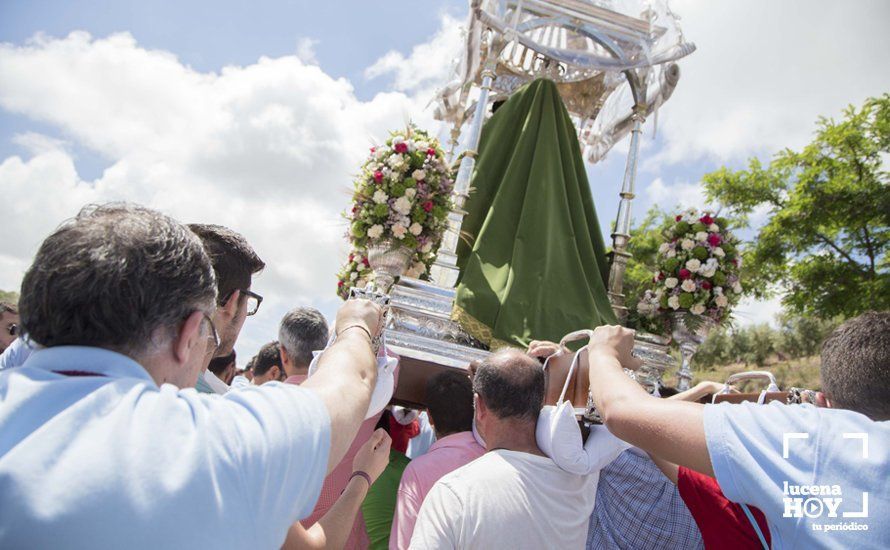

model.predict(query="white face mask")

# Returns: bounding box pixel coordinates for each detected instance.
[307,333,398,420]
[535,350,630,475]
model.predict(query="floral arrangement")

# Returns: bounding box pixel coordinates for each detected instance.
[345,125,453,255]
[637,209,743,326]
[336,248,436,300]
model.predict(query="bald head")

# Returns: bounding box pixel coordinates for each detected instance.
[473,348,544,422]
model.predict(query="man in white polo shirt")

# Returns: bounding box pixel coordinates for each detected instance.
[0,203,383,549]
[584,316,889,549]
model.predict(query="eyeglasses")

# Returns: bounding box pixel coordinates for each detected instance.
[202,312,220,353]
[240,289,263,316]
[6,323,18,337]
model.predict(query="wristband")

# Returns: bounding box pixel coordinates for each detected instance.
[338,324,373,342]
[349,470,372,489]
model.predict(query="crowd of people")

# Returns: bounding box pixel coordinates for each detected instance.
[0,202,887,549]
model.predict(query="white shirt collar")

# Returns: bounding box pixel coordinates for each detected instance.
[203,369,229,394]
[23,345,155,383]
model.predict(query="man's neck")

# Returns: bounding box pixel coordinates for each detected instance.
[483,417,545,457]
[286,364,309,377]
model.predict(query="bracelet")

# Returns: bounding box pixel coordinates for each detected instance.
[349,470,372,489]
[338,324,374,342]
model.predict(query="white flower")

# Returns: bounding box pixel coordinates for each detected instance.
[350,271,358,281]
[412,169,426,181]
[354,254,364,265]
[666,249,677,258]
[392,136,404,144]
[732,282,743,294]
[416,141,428,151]
[681,239,695,250]
[714,286,724,295]
[668,296,680,310]
[665,277,679,289]
[409,222,423,236]
[372,190,388,204]
[709,223,719,232]
[695,231,708,242]
[681,279,697,292]
[392,224,408,239]
[715,295,729,308]
[393,196,412,215]
[421,242,432,254]
[713,247,725,258]
[406,139,416,152]
[691,304,706,315]
[367,224,384,239]
[405,188,417,199]
[685,259,702,272]
[658,242,671,254]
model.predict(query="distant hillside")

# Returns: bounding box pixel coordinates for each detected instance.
[662,355,821,392]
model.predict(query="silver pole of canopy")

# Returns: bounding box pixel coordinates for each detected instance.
[430,51,500,289]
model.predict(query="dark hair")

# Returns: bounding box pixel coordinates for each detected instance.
[252,341,282,377]
[19,203,216,355]
[659,386,680,398]
[820,312,890,421]
[0,302,17,315]
[473,348,544,422]
[279,307,328,367]
[188,224,264,305]
[426,370,474,436]
[208,349,236,377]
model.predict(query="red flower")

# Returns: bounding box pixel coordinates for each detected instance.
[658,272,666,281]
[700,214,714,225]
[675,215,683,222]
[427,147,436,156]
[363,258,370,267]
[337,280,344,287]
[422,201,434,212]
[373,171,383,184]
[707,233,722,247]
[701,280,712,290]
[394,142,408,154]
[348,253,354,262]
[370,146,376,153]
[679,268,692,280]
[351,205,358,214]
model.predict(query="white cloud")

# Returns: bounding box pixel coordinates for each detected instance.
[364,13,463,94]
[651,0,890,165]
[295,37,319,65]
[0,30,454,361]
[734,294,784,328]
[644,176,709,211]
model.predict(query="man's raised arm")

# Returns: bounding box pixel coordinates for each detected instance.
[301,299,382,472]
[586,325,715,477]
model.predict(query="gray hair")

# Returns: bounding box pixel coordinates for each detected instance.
[278,306,328,368]
[19,203,217,356]
[473,348,544,422]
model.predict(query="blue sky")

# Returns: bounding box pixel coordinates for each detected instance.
[2,0,888,360]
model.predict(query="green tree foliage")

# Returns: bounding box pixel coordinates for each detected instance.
[702,94,890,318]
[622,208,674,333]
[0,290,18,305]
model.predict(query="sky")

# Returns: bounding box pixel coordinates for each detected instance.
[2,0,889,363]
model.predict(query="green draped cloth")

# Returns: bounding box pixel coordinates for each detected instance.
[454,78,617,348]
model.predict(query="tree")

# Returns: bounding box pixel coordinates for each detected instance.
[702,94,890,319]
[0,290,18,305]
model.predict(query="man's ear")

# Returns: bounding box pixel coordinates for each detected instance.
[279,346,290,367]
[221,289,241,316]
[474,393,487,420]
[175,310,206,364]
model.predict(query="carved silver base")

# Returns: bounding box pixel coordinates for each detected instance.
[632,332,674,393]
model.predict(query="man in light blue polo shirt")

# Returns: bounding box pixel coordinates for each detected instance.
[582,315,889,549]
[0,203,384,549]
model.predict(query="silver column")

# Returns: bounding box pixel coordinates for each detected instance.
[607,107,645,320]
[430,61,498,289]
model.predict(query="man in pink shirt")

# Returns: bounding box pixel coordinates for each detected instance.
[279,306,328,385]
[390,370,484,549]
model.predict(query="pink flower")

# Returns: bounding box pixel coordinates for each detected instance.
[679,268,692,280]
[701,280,712,290]
[370,147,376,153]
[373,171,383,184]
[348,253,354,262]
[337,280,344,288]
[707,233,722,247]
[362,258,370,267]
[422,201,434,213]
[675,215,683,222]
[700,214,714,225]
[427,147,436,156]
[394,142,408,154]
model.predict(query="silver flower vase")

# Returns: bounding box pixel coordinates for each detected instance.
[363,238,413,295]
[670,311,714,391]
